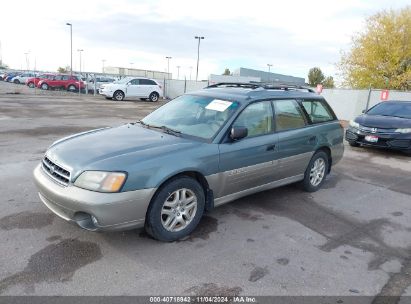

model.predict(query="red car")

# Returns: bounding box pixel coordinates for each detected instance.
[26,73,56,88]
[37,74,86,91]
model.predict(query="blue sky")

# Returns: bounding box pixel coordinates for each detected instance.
[1,0,409,82]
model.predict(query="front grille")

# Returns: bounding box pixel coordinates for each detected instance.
[42,157,71,186]
[388,139,411,148]
[358,126,397,135]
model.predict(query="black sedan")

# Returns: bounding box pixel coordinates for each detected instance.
[345,100,411,155]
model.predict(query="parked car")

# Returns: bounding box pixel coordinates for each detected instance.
[33,83,344,241]
[5,72,21,82]
[37,74,85,91]
[88,76,115,93]
[100,77,162,102]
[346,100,411,155]
[26,73,56,88]
[11,72,37,84]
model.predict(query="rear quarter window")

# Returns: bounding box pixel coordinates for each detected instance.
[301,100,335,123]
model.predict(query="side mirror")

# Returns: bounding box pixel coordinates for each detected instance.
[362,109,366,113]
[230,126,248,141]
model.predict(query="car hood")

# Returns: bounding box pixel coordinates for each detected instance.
[355,114,411,129]
[46,124,197,177]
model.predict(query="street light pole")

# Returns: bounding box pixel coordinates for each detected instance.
[194,36,204,81]
[66,23,73,75]
[177,66,180,80]
[267,63,272,73]
[165,56,172,79]
[24,52,30,71]
[77,49,83,95]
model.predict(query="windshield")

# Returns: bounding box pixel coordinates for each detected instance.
[367,102,411,119]
[142,95,240,140]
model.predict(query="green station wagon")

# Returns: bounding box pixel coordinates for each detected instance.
[33,83,344,241]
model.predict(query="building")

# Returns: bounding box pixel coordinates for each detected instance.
[103,66,171,79]
[233,67,305,85]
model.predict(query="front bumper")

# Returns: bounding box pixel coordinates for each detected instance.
[33,164,156,231]
[99,89,112,97]
[345,128,411,151]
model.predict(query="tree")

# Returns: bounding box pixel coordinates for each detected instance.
[308,67,325,86]
[57,66,70,73]
[339,7,411,90]
[322,76,335,88]
[222,68,231,75]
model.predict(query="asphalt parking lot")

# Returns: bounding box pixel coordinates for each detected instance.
[0,81,411,299]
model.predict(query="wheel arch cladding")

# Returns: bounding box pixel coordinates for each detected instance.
[315,146,332,173]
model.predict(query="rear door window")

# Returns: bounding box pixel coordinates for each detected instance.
[301,100,335,123]
[140,79,157,85]
[129,79,140,85]
[273,99,306,131]
[62,75,70,80]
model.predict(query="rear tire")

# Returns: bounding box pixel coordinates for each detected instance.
[149,92,159,102]
[302,151,329,192]
[14,79,20,84]
[28,82,35,88]
[145,177,205,242]
[41,83,49,90]
[113,90,125,101]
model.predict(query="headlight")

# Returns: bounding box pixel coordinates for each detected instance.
[395,128,411,134]
[74,171,126,193]
[349,120,360,129]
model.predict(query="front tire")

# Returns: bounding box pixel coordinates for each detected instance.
[348,141,360,147]
[14,79,20,84]
[302,151,329,192]
[68,85,76,92]
[149,92,159,102]
[113,90,125,101]
[145,177,205,242]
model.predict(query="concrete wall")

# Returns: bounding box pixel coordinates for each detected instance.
[322,89,411,121]
[160,79,208,99]
[161,82,411,120]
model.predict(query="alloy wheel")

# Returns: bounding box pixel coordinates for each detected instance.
[309,158,326,186]
[160,188,197,232]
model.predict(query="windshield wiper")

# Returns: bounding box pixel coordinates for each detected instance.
[137,121,181,136]
[157,125,182,136]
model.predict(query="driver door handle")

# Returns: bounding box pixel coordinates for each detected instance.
[266,144,276,151]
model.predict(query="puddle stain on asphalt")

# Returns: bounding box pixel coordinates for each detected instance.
[230,209,263,222]
[0,239,102,294]
[0,126,103,137]
[249,266,269,282]
[277,258,290,266]
[46,235,63,242]
[227,169,411,301]
[185,283,242,297]
[184,216,218,242]
[0,212,54,230]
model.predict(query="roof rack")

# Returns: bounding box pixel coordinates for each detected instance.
[206,82,262,89]
[206,82,315,93]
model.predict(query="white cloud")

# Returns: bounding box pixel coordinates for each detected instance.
[0,0,409,81]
